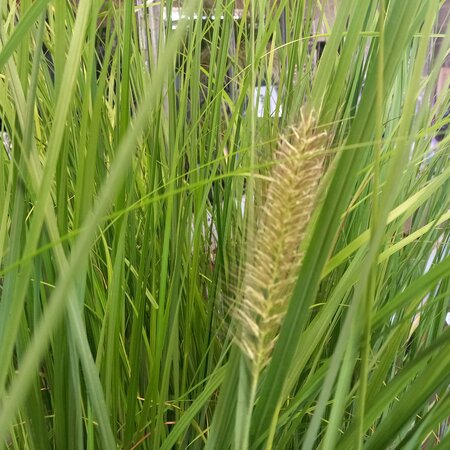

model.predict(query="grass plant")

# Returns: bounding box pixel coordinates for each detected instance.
[0,0,449,448]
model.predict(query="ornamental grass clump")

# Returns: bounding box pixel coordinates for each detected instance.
[2,0,450,449]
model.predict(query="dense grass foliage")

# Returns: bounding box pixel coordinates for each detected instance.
[0,0,450,448]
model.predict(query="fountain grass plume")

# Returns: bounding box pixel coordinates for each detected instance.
[235,110,327,369]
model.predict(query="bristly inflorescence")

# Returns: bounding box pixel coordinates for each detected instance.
[235,110,327,369]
